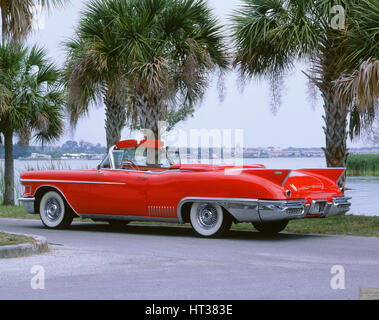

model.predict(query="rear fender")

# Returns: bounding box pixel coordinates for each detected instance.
[240,169,292,187]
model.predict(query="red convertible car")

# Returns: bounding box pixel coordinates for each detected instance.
[19,139,351,237]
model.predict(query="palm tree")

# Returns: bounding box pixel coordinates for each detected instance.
[230,0,378,172]
[0,43,64,205]
[64,0,229,150]
[1,0,68,42]
[64,0,129,151]
[333,0,379,138]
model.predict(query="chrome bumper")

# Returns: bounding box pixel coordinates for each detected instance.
[18,197,36,214]
[322,197,352,218]
[211,197,351,223]
[258,200,308,222]
[258,197,351,221]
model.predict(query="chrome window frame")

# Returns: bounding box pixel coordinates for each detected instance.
[99,145,178,172]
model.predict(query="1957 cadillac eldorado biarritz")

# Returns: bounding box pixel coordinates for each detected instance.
[19,139,351,237]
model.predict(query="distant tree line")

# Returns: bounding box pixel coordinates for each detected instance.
[0,140,106,159]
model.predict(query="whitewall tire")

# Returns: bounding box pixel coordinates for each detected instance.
[39,191,73,229]
[190,202,232,238]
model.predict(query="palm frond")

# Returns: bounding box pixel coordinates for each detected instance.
[1,0,69,41]
[230,0,322,79]
[65,0,229,134]
[0,42,64,146]
[336,59,379,111]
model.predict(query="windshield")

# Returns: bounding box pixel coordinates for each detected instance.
[100,146,181,170]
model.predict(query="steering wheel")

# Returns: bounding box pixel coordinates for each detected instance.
[121,158,139,170]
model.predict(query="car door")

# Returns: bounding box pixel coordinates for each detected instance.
[84,169,148,217]
[145,169,184,220]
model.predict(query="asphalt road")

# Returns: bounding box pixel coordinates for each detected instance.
[0,218,378,300]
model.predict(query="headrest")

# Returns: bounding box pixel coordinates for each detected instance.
[116,140,138,149]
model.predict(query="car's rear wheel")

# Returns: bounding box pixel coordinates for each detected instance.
[252,220,288,234]
[39,191,73,229]
[190,202,232,238]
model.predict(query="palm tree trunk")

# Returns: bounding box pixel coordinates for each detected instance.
[134,94,167,164]
[3,130,15,206]
[316,38,349,186]
[321,89,348,186]
[135,93,167,140]
[104,94,126,151]
[322,91,348,167]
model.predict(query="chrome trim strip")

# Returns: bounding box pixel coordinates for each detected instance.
[100,168,182,174]
[79,214,180,224]
[336,168,346,186]
[24,185,32,195]
[147,206,175,218]
[281,170,293,187]
[21,179,126,185]
[109,145,116,169]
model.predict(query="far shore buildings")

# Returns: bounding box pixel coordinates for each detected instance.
[29,153,52,160]
[243,147,379,158]
[61,153,104,160]
[19,153,103,160]
[10,146,379,161]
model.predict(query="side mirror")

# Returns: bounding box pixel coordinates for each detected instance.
[97,164,101,172]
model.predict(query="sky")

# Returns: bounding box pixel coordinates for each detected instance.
[27,0,368,149]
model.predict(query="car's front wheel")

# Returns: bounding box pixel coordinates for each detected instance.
[39,191,73,229]
[252,220,288,234]
[190,202,232,238]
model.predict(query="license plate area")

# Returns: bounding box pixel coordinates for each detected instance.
[309,200,328,215]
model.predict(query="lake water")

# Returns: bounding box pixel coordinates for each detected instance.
[4,157,379,217]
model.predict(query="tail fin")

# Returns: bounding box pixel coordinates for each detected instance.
[294,168,345,185]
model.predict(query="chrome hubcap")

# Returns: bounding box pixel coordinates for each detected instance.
[197,204,218,229]
[45,198,62,222]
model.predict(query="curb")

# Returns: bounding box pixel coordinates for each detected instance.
[0,231,48,259]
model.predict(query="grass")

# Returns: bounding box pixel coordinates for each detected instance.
[233,215,379,237]
[1,205,378,238]
[347,154,379,177]
[0,205,38,220]
[0,232,35,246]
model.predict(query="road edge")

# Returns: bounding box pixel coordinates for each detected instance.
[0,231,48,259]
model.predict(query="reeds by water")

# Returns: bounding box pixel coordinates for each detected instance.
[347,154,379,177]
